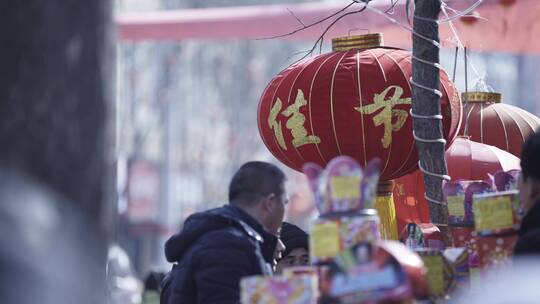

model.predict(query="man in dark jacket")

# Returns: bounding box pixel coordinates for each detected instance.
[515,131,540,255]
[162,161,288,303]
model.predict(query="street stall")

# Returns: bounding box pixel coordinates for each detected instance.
[116,0,540,302]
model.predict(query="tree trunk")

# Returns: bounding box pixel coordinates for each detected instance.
[411,0,450,227]
[0,1,113,303]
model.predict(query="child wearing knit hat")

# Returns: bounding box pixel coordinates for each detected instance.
[275,222,310,273]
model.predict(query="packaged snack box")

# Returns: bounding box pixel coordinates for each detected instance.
[444,180,492,225]
[416,249,455,298]
[443,247,470,291]
[303,156,381,215]
[470,233,518,270]
[319,242,416,304]
[310,209,381,264]
[444,181,467,225]
[449,224,475,248]
[473,190,520,236]
[492,169,520,192]
[400,223,446,250]
[240,274,318,304]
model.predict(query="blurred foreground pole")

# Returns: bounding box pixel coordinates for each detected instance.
[0,1,114,303]
[411,0,450,230]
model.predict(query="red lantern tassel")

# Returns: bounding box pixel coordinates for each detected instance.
[375,181,399,240]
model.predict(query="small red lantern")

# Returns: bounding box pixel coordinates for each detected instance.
[460,91,540,157]
[499,0,517,7]
[393,137,521,231]
[258,33,461,181]
[460,11,480,26]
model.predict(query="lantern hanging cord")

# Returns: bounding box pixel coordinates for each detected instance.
[409,109,443,120]
[409,77,443,97]
[412,55,441,69]
[439,1,481,79]
[413,0,483,24]
[365,5,440,47]
[412,131,447,144]
[418,162,451,181]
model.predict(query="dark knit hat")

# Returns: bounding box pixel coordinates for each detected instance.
[280,222,309,259]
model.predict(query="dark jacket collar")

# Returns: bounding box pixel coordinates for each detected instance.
[519,200,540,236]
[228,205,266,239]
[228,205,278,263]
[164,204,278,264]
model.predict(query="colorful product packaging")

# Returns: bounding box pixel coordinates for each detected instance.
[470,233,518,270]
[443,181,467,225]
[443,247,470,291]
[464,181,493,224]
[310,209,381,264]
[492,170,519,191]
[473,190,520,235]
[303,156,380,215]
[444,180,492,225]
[449,224,475,248]
[416,249,455,298]
[400,223,446,250]
[240,274,318,304]
[319,242,414,304]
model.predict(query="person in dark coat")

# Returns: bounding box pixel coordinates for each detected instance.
[275,222,309,273]
[515,131,540,255]
[162,161,288,304]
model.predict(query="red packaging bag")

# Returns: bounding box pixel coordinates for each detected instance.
[471,233,518,269]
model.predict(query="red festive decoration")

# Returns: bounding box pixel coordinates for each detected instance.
[471,233,518,269]
[499,0,517,8]
[451,226,475,248]
[460,11,480,26]
[460,91,540,157]
[393,137,521,231]
[258,33,461,180]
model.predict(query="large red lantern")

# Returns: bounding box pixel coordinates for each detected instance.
[460,91,540,157]
[258,33,461,181]
[393,137,521,231]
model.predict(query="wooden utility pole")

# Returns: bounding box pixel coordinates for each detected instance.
[411,0,450,228]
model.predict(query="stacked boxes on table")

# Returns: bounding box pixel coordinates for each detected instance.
[400,223,458,298]
[443,248,470,291]
[310,209,380,265]
[306,156,421,303]
[472,190,520,269]
[444,180,492,249]
[240,273,319,304]
[442,170,522,271]
[415,249,455,298]
[473,169,521,270]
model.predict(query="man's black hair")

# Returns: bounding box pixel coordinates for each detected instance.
[228,161,286,206]
[521,130,540,181]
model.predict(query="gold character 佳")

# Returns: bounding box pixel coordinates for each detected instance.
[267,89,321,150]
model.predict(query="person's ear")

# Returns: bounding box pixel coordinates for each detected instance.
[262,193,275,213]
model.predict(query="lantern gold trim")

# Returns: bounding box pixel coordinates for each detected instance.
[461,92,502,103]
[332,33,383,51]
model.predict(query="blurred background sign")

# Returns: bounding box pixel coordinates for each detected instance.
[127,159,161,224]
